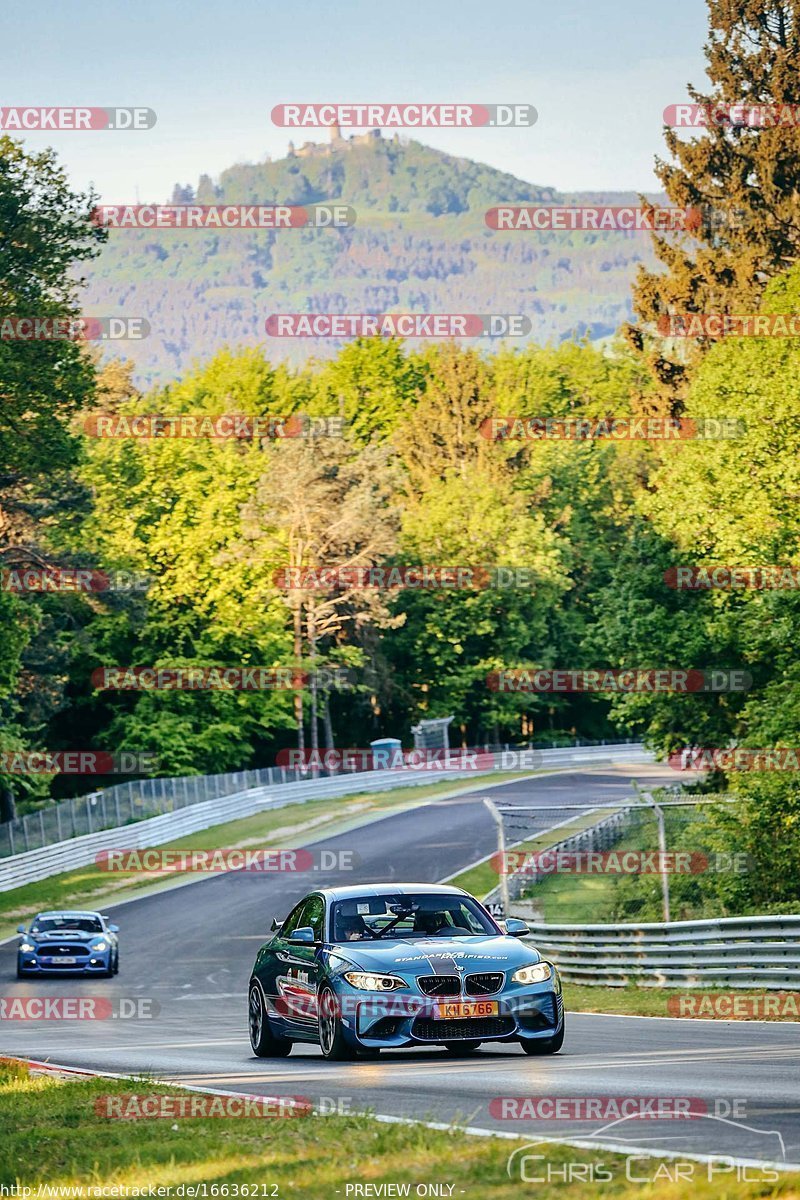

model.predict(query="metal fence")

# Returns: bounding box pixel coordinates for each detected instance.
[0,737,644,859]
[483,805,639,909]
[482,785,759,925]
[1,768,294,859]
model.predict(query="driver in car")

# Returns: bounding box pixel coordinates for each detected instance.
[413,910,450,935]
[336,913,372,941]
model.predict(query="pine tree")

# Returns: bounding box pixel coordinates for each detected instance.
[627,0,800,409]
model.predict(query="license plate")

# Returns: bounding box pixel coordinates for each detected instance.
[433,1000,498,1019]
[49,956,77,964]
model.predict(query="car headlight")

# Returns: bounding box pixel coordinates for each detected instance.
[343,971,405,991]
[19,943,35,954]
[512,962,553,985]
[92,940,108,952]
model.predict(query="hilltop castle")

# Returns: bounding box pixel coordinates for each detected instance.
[288,125,398,159]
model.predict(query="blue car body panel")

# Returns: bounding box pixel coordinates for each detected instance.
[250,884,563,1051]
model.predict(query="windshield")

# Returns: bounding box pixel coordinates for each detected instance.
[331,893,498,941]
[30,916,103,935]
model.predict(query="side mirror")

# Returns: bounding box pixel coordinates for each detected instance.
[17,925,26,934]
[108,924,120,933]
[271,917,283,933]
[504,918,530,938]
[287,926,315,945]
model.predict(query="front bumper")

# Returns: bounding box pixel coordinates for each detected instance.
[17,951,112,974]
[336,982,563,1049]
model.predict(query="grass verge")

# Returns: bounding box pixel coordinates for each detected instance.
[1,1059,797,1197]
[564,984,800,1021]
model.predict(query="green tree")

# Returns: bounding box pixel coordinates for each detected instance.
[628,0,800,405]
[0,136,105,482]
[0,136,105,807]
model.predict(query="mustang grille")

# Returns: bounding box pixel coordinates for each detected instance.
[36,945,90,957]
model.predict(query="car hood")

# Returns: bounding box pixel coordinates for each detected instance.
[28,931,102,944]
[328,935,542,975]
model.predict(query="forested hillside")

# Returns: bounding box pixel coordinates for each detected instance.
[84,137,662,383]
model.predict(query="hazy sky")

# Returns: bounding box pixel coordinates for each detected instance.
[2,0,709,200]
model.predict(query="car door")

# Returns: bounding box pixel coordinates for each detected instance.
[257,897,306,1023]
[272,894,325,1038]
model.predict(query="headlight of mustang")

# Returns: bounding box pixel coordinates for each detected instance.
[19,943,35,953]
[343,971,406,991]
[91,940,108,952]
[512,962,553,985]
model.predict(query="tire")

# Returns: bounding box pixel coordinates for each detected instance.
[318,984,356,1061]
[520,1020,565,1055]
[443,1041,481,1055]
[15,962,23,980]
[113,951,120,976]
[249,981,292,1057]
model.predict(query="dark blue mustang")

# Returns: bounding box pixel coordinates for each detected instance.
[248,883,564,1060]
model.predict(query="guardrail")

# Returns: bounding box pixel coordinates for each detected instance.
[0,737,645,859]
[0,741,649,893]
[514,913,800,989]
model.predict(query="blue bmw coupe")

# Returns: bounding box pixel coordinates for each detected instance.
[248,883,563,1060]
